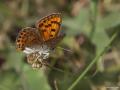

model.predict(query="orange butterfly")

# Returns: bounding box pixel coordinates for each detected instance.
[16,13,65,68]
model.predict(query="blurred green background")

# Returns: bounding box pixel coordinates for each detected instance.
[0,0,120,90]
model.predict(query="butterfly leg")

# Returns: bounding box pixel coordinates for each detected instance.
[38,51,49,59]
[43,52,49,59]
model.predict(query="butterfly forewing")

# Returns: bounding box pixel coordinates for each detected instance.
[16,27,41,51]
[36,13,62,41]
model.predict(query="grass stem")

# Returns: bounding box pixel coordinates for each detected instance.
[67,33,117,90]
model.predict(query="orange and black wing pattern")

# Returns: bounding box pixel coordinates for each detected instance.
[36,13,62,41]
[16,27,41,51]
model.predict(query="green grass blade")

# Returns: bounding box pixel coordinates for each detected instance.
[67,33,117,90]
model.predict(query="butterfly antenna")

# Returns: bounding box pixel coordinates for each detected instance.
[57,46,73,53]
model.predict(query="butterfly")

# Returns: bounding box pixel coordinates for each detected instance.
[16,13,65,68]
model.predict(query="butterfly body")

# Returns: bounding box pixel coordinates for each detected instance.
[16,13,65,68]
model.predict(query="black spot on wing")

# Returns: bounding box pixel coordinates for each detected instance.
[50,35,53,37]
[39,23,44,27]
[45,24,51,27]
[51,21,60,25]
[51,29,56,32]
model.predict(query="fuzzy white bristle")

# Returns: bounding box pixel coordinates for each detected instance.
[23,47,34,54]
[23,45,50,59]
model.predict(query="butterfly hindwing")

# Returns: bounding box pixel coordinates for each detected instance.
[46,33,65,50]
[36,13,62,41]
